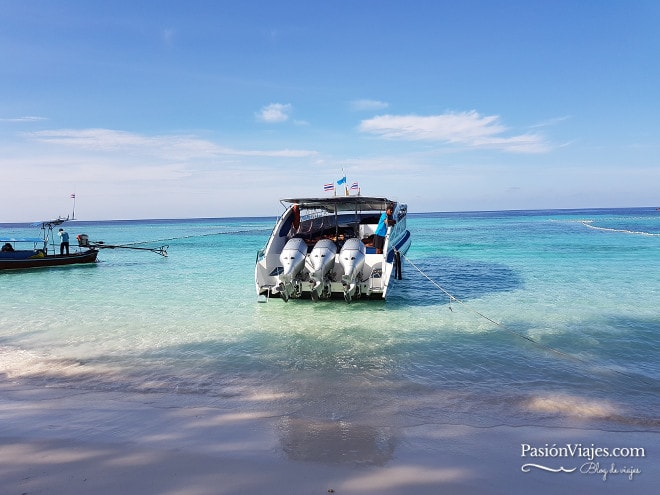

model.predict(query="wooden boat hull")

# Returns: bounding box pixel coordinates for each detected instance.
[0,249,98,270]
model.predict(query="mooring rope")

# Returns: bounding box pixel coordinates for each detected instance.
[399,252,652,385]
[118,228,271,247]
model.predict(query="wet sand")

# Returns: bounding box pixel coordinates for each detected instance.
[1,382,657,494]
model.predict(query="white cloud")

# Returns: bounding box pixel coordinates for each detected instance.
[2,126,321,220]
[530,115,572,128]
[234,148,317,158]
[162,28,176,46]
[29,128,223,159]
[256,103,292,123]
[350,99,389,112]
[27,128,316,159]
[359,110,550,153]
[0,116,48,122]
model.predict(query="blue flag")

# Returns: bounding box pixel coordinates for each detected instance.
[337,176,347,185]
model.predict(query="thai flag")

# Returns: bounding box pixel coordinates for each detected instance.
[350,182,359,190]
[70,193,76,199]
[324,183,334,192]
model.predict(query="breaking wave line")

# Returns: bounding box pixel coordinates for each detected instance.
[579,220,660,237]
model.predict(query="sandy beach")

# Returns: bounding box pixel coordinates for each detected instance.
[1,381,657,495]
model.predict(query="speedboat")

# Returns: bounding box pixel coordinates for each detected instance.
[255,196,411,302]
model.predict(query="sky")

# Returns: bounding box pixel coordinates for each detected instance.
[1,0,659,221]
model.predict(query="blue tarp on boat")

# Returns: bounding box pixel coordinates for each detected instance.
[0,250,43,260]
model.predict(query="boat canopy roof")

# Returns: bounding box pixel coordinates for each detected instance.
[0,237,44,243]
[29,217,68,228]
[281,196,395,213]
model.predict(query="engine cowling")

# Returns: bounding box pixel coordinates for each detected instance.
[339,238,366,302]
[307,239,337,299]
[308,239,336,280]
[278,238,308,300]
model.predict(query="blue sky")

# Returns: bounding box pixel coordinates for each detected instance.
[1,0,659,221]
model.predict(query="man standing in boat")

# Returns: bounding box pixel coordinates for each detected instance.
[58,228,70,255]
[374,204,396,254]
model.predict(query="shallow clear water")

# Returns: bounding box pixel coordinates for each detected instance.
[1,208,659,432]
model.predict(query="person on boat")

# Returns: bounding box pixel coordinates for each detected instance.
[1,243,14,252]
[58,228,70,255]
[374,204,396,254]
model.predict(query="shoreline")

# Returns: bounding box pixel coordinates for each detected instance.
[1,382,657,494]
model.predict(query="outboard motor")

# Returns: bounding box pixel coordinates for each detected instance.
[277,237,308,301]
[307,239,337,301]
[339,238,366,303]
[77,234,89,247]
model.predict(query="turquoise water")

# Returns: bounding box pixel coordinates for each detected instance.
[1,208,659,432]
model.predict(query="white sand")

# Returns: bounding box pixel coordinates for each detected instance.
[1,382,657,495]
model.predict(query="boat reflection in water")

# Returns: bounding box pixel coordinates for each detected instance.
[278,416,395,465]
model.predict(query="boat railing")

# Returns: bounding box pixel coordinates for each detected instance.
[255,248,265,264]
[368,264,384,291]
